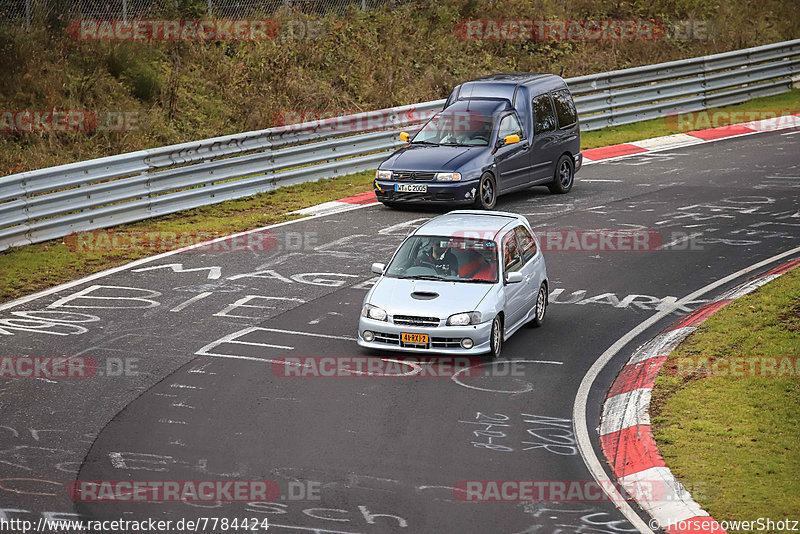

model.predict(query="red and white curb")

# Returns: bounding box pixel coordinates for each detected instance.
[582,114,800,163]
[292,113,800,218]
[599,258,800,534]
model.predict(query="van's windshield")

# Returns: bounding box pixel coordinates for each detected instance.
[412,111,494,147]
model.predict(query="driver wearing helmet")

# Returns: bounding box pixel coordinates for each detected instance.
[417,238,459,276]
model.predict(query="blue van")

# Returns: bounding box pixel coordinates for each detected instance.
[374,73,582,209]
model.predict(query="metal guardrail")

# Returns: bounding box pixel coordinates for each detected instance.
[1,39,798,250]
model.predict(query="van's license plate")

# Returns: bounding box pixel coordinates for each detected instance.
[401,333,429,344]
[395,184,427,193]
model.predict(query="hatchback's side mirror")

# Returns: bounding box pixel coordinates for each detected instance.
[505,271,523,284]
[399,132,410,142]
[371,262,386,275]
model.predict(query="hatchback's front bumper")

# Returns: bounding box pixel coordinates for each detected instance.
[357,316,493,355]
[374,179,478,204]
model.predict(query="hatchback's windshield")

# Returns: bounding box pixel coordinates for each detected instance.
[412,111,494,146]
[385,236,498,282]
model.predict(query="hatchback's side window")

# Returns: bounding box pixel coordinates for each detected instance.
[514,226,537,263]
[497,113,524,140]
[532,94,557,134]
[552,89,578,129]
[502,232,522,273]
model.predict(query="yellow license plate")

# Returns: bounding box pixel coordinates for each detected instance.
[401,333,429,344]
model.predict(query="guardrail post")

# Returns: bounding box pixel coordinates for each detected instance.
[25,0,31,30]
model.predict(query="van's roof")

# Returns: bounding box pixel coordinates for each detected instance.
[414,210,526,238]
[448,73,568,106]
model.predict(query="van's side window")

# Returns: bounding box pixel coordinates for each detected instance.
[497,113,524,140]
[532,94,557,134]
[552,89,578,128]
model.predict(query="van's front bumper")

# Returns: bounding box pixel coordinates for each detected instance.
[357,316,493,355]
[374,179,478,204]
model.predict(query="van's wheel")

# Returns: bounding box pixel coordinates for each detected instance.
[475,173,497,210]
[548,155,574,194]
[530,283,547,327]
[489,315,503,359]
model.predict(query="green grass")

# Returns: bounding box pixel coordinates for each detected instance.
[651,268,800,532]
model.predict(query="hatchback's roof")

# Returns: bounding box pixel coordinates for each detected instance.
[414,211,524,238]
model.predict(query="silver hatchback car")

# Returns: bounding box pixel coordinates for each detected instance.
[357,210,548,358]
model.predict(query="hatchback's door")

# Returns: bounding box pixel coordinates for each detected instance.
[494,112,530,191]
[514,225,542,321]
[501,230,527,331]
[530,93,560,182]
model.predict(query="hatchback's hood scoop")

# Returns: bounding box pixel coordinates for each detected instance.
[411,291,439,300]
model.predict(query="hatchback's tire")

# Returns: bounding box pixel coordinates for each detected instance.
[474,173,497,210]
[547,155,574,194]
[489,315,503,359]
[530,283,547,327]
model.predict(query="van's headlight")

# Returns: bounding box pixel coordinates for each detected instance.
[362,304,388,321]
[375,170,392,180]
[435,172,462,182]
[446,311,481,326]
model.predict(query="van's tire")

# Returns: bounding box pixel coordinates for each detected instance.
[489,315,503,359]
[475,173,497,210]
[547,155,574,194]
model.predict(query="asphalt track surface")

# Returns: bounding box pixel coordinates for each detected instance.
[1,129,799,533]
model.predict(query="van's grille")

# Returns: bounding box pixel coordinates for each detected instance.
[392,171,436,181]
[393,315,440,327]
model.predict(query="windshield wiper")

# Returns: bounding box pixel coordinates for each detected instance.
[398,274,444,281]
[439,142,471,146]
[411,140,439,145]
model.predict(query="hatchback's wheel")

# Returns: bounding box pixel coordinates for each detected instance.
[475,172,497,210]
[530,283,547,327]
[547,155,574,194]
[489,315,503,359]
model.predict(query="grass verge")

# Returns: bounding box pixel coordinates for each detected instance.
[1,90,798,304]
[651,267,800,532]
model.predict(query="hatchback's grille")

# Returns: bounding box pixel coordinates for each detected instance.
[393,315,440,327]
[431,337,463,348]
[392,171,436,181]
[372,332,400,345]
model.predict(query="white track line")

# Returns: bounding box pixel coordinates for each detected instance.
[572,245,800,533]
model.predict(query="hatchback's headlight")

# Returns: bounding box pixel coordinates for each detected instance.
[375,170,392,180]
[362,304,388,321]
[435,172,462,182]
[446,311,481,326]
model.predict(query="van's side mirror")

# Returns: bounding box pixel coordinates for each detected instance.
[505,271,523,284]
[371,262,386,275]
[399,132,410,142]
[500,134,520,146]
